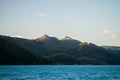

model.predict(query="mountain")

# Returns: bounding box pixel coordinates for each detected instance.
[0,35,120,65]
[36,34,56,41]
[36,34,66,55]
[60,36,81,52]
[0,36,48,65]
[1,35,81,55]
[102,45,120,60]
[74,42,119,64]
[0,35,44,55]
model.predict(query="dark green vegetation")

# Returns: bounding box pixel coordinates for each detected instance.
[0,36,48,65]
[0,35,120,65]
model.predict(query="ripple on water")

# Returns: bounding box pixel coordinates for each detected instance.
[0,65,120,80]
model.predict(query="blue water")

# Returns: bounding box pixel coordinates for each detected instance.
[0,65,120,80]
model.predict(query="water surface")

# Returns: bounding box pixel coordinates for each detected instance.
[0,65,120,80]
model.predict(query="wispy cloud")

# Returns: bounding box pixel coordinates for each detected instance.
[103,29,112,34]
[103,29,118,39]
[35,13,48,17]
[111,34,118,38]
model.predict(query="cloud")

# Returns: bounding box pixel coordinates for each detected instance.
[103,29,118,38]
[111,34,118,38]
[103,29,112,34]
[35,13,48,17]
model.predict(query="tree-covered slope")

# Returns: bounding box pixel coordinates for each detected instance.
[74,42,120,64]
[0,37,48,65]
[0,35,120,65]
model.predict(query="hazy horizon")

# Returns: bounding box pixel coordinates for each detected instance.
[0,0,120,46]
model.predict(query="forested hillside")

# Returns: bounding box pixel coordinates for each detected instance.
[0,37,48,65]
[0,35,120,65]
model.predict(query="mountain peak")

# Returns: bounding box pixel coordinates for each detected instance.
[36,34,50,41]
[41,34,49,38]
[36,34,59,41]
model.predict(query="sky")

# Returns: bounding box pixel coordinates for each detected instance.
[0,0,120,46]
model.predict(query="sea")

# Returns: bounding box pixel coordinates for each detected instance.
[0,65,120,80]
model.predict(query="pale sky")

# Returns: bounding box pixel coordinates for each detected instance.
[0,0,120,46]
